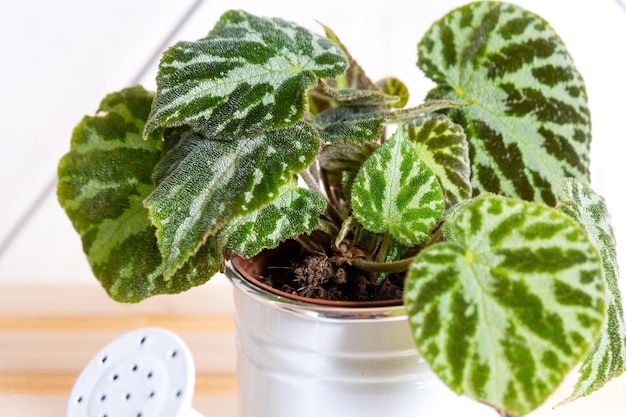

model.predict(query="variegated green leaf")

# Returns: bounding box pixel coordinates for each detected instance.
[418,2,591,206]
[144,10,348,139]
[351,130,444,246]
[57,86,221,302]
[218,184,326,257]
[557,178,626,403]
[313,106,387,142]
[376,77,409,108]
[313,99,470,142]
[398,114,470,208]
[145,122,320,279]
[404,196,605,416]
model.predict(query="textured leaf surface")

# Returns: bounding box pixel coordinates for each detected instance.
[398,114,470,208]
[145,122,320,278]
[351,131,444,246]
[558,179,626,403]
[313,106,386,142]
[418,2,591,205]
[218,185,325,257]
[404,196,605,416]
[311,79,400,106]
[145,10,348,139]
[313,99,470,142]
[57,86,221,302]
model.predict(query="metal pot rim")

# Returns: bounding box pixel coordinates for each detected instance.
[226,257,408,323]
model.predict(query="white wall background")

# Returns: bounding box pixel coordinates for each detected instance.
[1,0,624,288]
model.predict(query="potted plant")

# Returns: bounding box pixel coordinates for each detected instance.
[57,1,626,416]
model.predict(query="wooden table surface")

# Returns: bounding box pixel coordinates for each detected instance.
[0,283,238,416]
[2,282,626,417]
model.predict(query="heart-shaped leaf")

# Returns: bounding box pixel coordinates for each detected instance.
[351,130,444,246]
[404,196,605,416]
[144,9,348,139]
[398,114,471,208]
[145,122,321,279]
[218,184,326,257]
[57,86,222,302]
[418,2,591,205]
[557,178,626,403]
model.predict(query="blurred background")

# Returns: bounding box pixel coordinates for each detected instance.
[1,0,625,415]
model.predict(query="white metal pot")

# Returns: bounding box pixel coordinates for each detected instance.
[226,253,491,417]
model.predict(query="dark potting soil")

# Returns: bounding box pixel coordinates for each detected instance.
[256,245,405,302]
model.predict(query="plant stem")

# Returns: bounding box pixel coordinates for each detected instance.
[300,168,344,227]
[318,164,343,209]
[427,223,444,246]
[375,231,393,263]
[351,256,414,274]
[297,235,321,254]
[352,224,446,275]
[300,168,321,193]
[307,162,320,185]
[326,201,345,228]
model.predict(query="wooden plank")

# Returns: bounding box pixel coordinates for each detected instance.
[0,372,236,396]
[0,315,234,332]
[0,284,238,399]
[0,281,235,316]
[0,330,236,373]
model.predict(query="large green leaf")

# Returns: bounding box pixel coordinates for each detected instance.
[418,2,591,206]
[57,86,221,302]
[404,196,605,416]
[557,178,626,403]
[144,9,348,139]
[351,130,444,246]
[145,122,320,279]
[398,114,470,208]
[218,184,326,257]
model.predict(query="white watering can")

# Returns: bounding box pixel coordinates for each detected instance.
[66,327,205,417]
